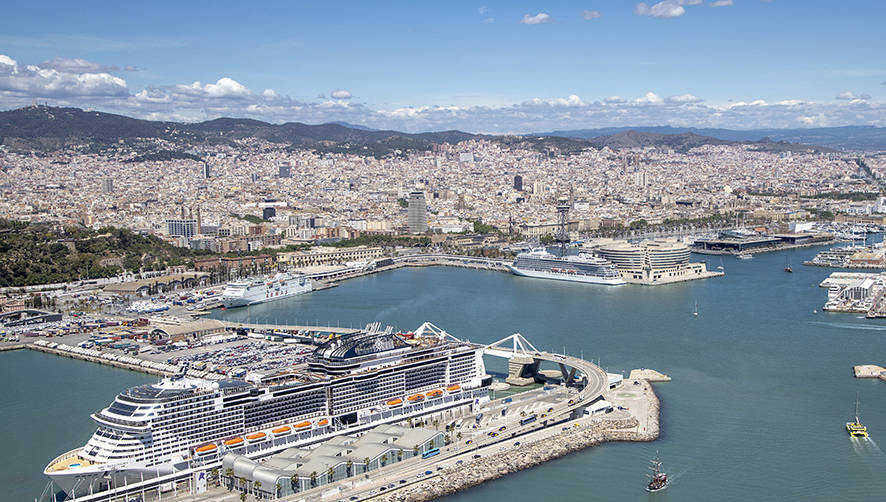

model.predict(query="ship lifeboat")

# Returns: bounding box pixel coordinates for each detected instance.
[272,426,292,437]
[446,385,461,394]
[317,419,329,427]
[386,398,403,408]
[195,443,218,456]
[245,432,267,443]
[426,389,443,398]
[407,394,425,403]
[293,421,312,431]
[223,437,244,448]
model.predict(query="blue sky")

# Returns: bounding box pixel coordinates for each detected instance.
[0,0,884,132]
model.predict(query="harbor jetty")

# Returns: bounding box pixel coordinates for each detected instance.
[371,381,661,502]
[854,364,886,381]
[629,368,671,382]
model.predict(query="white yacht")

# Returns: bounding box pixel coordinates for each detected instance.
[508,248,625,285]
[221,272,311,308]
[44,323,491,498]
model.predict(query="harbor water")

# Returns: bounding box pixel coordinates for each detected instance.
[8,244,886,501]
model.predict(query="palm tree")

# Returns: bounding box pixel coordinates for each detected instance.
[253,480,262,499]
[432,419,439,430]
[456,432,462,441]
[327,466,335,483]
[412,445,420,457]
[276,482,281,499]
[310,471,318,488]
[346,460,353,476]
[210,467,219,487]
[364,457,370,472]
[238,477,247,492]
[224,468,235,490]
[290,474,299,493]
[444,434,451,444]
[397,448,403,461]
[381,452,388,466]
[239,492,247,502]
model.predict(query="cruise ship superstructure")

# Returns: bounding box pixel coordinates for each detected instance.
[508,248,625,285]
[44,323,490,498]
[221,272,312,308]
[507,197,625,286]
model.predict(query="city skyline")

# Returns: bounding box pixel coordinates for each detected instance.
[1,1,885,132]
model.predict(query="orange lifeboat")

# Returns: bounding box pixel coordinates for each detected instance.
[426,389,443,398]
[293,421,312,431]
[446,385,461,394]
[223,437,244,448]
[246,432,266,443]
[407,394,425,402]
[317,419,329,427]
[195,443,217,456]
[272,426,292,436]
[386,398,403,408]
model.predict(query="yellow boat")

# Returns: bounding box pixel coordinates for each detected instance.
[847,394,869,438]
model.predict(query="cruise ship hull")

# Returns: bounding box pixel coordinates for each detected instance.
[508,265,626,285]
[222,288,310,308]
[46,388,487,498]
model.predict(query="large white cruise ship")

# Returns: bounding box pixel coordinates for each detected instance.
[508,248,626,285]
[44,323,491,498]
[221,272,312,308]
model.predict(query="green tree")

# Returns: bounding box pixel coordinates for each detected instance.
[310,471,317,487]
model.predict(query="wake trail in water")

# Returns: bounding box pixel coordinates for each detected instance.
[809,321,886,331]
[851,437,886,458]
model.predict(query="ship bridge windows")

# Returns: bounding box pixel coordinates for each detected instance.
[108,401,138,416]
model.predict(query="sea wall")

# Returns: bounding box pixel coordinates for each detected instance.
[373,382,661,502]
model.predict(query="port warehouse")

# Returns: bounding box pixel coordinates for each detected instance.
[222,424,444,498]
[690,231,832,253]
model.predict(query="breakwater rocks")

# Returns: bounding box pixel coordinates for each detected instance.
[376,383,661,502]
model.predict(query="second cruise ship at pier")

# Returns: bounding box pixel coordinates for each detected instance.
[43,323,491,498]
[508,248,625,285]
[221,272,312,308]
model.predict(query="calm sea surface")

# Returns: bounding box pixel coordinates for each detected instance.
[8,244,886,501]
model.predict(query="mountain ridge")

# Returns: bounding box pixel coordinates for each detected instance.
[0,105,840,157]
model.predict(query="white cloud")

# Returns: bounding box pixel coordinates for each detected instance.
[330,89,352,99]
[39,57,118,74]
[635,2,685,18]
[1,54,885,134]
[711,0,733,6]
[635,92,664,104]
[582,10,602,20]
[0,53,128,97]
[666,93,703,104]
[478,6,489,15]
[520,13,553,24]
[635,0,705,18]
[836,91,871,101]
[175,77,250,98]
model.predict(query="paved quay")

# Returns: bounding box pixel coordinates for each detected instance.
[370,381,661,502]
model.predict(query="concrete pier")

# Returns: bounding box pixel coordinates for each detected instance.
[854,364,886,380]
[629,368,671,382]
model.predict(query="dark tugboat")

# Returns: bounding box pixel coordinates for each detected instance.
[646,453,669,493]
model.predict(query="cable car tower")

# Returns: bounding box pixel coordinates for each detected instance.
[555,196,571,257]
